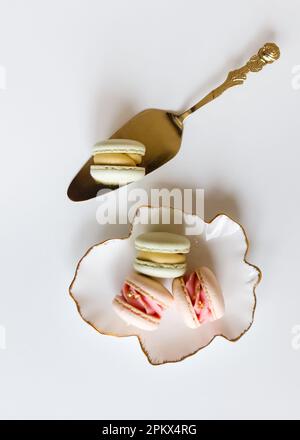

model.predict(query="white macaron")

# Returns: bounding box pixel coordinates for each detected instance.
[90,139,146,186]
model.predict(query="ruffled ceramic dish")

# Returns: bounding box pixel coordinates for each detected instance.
[69,207,261,365]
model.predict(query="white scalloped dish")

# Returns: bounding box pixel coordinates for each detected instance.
[69,207,261,365]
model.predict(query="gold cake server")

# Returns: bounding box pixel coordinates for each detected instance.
[68,42,280,202]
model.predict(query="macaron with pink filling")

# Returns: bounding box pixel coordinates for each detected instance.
[173,267,225,329]
[113,272,173,331]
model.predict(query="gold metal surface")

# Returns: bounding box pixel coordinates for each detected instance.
[67,42,280,202]
[171,42,280,129]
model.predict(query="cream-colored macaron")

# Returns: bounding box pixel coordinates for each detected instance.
[90,139,146,185]
[173,267,225,329]
[112,272,173,331]
[133,232,190,278]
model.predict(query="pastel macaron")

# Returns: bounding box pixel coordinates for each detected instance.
[173,267,225,328]
[133,232,190,278]
[90,139,146,186]
[112,272,173,331]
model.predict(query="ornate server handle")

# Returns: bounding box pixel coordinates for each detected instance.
[172,42,280,130]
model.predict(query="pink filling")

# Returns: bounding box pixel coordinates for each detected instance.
[184,272,212,323]
[120,283,163,319]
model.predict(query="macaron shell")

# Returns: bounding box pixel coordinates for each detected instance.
[134,259,187,278]
[172,277,200,329]
[196,267,225,320]
[92,139,146,156]
[90,165,145,185]
[126,271,173,308]
[135,232,190,254]
[112,296,159,331]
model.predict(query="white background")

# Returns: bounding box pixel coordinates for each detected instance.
[1,0,300,420]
